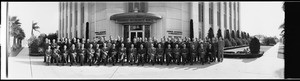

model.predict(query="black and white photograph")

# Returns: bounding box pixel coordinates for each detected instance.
[0,1,289,79]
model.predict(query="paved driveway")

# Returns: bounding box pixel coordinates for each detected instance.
[7,43,284,79]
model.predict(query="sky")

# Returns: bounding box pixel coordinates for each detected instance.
[240,2,284,38]
[8,2,59,40]
[7,2,284,40]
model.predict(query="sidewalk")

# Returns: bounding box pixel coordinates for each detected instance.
[8,47,32,78]
[7,43,284,79]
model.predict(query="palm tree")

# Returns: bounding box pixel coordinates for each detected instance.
[279,2,285,44]
[9,16,21,48]
[31,21,40,36]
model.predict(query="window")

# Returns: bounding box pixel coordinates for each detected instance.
[128,2,148,13]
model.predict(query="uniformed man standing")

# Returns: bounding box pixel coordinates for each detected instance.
[156,44,164,65]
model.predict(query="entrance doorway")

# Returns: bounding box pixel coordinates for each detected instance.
[124,25,150,41]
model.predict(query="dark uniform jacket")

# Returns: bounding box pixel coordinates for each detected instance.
[138,48,146,56]
[119,47,127,56]
[181,48,189,57]
[165,48,173,57]
[101,47,109,58]
[87,48,95,59]
[156,48,164,57]
[128,48,137,57]
[190,47,198,57]
[109,48,118,57]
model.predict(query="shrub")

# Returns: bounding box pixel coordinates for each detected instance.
[217,29,222,38]
[263,37,277,45]
[28,36,40,53]
[242,39,248,45]
[235,38,243,46]
[230,38,237,46]
[249,37,260,54]
[224,39,232,47]
[208,27,214,39]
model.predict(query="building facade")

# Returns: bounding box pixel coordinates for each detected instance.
[58,2,240,41]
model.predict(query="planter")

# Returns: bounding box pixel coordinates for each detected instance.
[29,47,44,56]
[224,51,264,58]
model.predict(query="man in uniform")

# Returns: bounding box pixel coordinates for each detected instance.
[173,44,181,65]
[190,44,197,65]
[128,44,137,65]
[69,44,77,66]
[181,44,189,65]
[109,44,118,66]
[137,44,146,66]
[165,44,172,66]
[87,44,95,66]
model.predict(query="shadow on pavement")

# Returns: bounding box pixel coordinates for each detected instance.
[242,58,258,63]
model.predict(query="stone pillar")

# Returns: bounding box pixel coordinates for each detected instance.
[72,2,76,38]
[191,2,199,39]
[64,2,67,38]
[238,2,240,31]
[226,2,230,35]
[203,2,210,40]
[77,2,82,38]
[212,2,218,37]
[220,2,225,38]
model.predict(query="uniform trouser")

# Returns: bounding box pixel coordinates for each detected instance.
[45,55,51,64]
[156,55,163,64]
[138,54,145,65]
[102,55,108,64]
[211,52,216,62]
[110,55,117,64]
[182,54,188,64]
[190,53,196,63]
[94,54,100,64]
[54,55,61,64]
[79,54,85,65]
[149,54,155,64]
[70,54,77,65]
[119,53,126,63]
[199,53,205,63]
[128,54,135,64]
[87,55,93,64]
[166,53,172,64]
[174,54,180,63]
[62,54,68,63]
[205,54,211,63]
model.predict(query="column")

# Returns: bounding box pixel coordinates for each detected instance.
[68,2,71,38]
[203,2,210,40]
[213,2,218,36]
[58,3,61,39]
[64,2,67,38]
[220,2,225,38]
[191,2,199,39]
[72,2,76,38]
[77,2,82,38]
[238,2,241,31]
[226,2,230,34]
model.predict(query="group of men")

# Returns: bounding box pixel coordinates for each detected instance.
[43,36,225,66]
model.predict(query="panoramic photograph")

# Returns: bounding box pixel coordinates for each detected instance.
[1,1,284,79]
